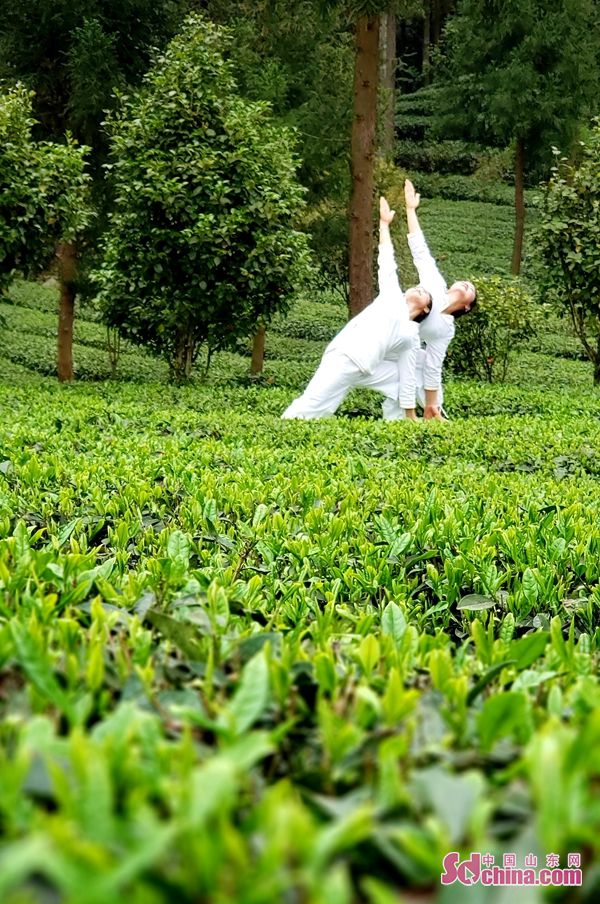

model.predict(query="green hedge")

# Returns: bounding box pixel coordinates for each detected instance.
[395,140,482,175]
[404,171,539,207]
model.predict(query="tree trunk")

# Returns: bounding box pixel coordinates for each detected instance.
[349,15,379,317]
[56,241,77,382]
[511,136,526,276]
[423,0,431,86]
[432,0,453,46]
[432,0,442,45]
[173,334,195,381]
[106,327,121,379]
[379,11,396,161]
[250,324,265,375]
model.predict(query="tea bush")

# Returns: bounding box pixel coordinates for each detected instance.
[537,122,600,384]
[1,373,600,902]
[395,139,482,175]
[2,195,600,902]
[448,275,541,382]
[0,84,91,289]
[401,172,539,207]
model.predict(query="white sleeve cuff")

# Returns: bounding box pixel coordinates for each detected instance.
[399,395,417,408]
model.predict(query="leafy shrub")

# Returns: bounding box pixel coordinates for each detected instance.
[271,296,345,343]
[5,278,59,313]
[537,121,600,384]
[448,275,541,382]
[528,312,587,361]
[473,145,515,183]
[394,113,429,141]
[273,319,335,343]
[302,198,350,307]
[0,84,91,291]
[94,14,312,381]
[395,84,443,118]
[414,172,510,205]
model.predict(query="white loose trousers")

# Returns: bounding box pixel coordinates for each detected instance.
[281,349,409,420]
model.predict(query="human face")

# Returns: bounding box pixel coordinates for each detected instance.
[406,285,431,309]
[405,285,432,321]
[450,280,476,310]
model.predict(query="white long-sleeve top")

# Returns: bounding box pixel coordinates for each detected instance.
[326,243,419,407]
[407,229,455,391]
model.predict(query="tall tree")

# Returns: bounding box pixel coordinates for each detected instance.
[342,2,433,314]
[0,0,186,378]
[94,15,311,381]
[204,0,353,202]
[318,1,398,315]
[438,0,599,275]
[432,0,454,45]
[232,0,402,316]
[209,2,429,316]
[422,0,431,85]
[348,11,380,314]
[0,85,91,379]
[202,0,353,368]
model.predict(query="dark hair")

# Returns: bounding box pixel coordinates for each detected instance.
[413,295,432,324]
[414,310,428,324]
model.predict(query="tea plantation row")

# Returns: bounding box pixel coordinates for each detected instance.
[1,197,600,902]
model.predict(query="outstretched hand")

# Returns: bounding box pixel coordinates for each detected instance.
[404,179,420,210]
[379,196,395,225]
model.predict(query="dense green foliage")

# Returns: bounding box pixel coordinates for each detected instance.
[2,2,600,897]
[2,183,600,898]
[394,138,481,175]
[448,275,540,382]
[204,0,353,202]
[1,265,600,899]
[93,15,311,380]
[0,84,91,292]
[303,200,352,305]
[0,0,185,148]
[437,0,599,166]
[537,122,600,383]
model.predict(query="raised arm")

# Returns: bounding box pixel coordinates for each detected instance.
[379,196,395,245]
[377,197,403,300]
[396,332,419,419]
[404,180,421,236]
[404,180,446,301]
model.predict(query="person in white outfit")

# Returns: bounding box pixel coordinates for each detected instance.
[404,179,477,421]
[281,197,432,421]
[380,181,478,421]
